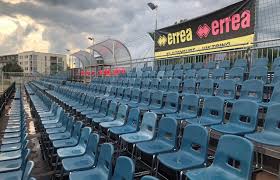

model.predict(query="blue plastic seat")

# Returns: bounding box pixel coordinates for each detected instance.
[234,59,247,70]
[197,69,209,81]
[186,96,224,126]
[48,117,74,141]
[271,70,280,85]
[183,63,192,71]
[174,70,184,80]
[52,121,83,149]
[272,57,280,71]
[253,57,268,67]
[205,61,216,70]
[99,104,128,129]
[157,71,165,79]
[115,87,125,102]
[119,88,132,104]
[149,71,157,78]
[157,125,208,178]
[134,78,142,89]
[111,156,135,180]
[152,92,179,115]
[147,90,163,111]
[164,70,174,79]
[56,127,91,159]
[216,80,236,101]
[168,78,180,93]
[212,68,225,83]
[127,88,141,108]
[141,79,151,90]
[0,138,28,152]
[259,82,280,107]
[166,94,199,120]
[219,60,230,71]
[211,100,258,135]
[69,143,114,180]
[121,112,157,144]
[136,117,178,161]
[227,79,264,103]
[109,108,140,136]
[158,78,169,93]
[62,133,99,172]
[198,79,214,98]
[93,101,118,124]
[81,98,101,116]
[194,62,204,70]
[1,160,34,180]
[142,71,150,79]
[249,66,268,83]
[245,104,280,146]
[87,99,109,120]
[184,69,196,79]
[181,79,196,95]
[149,79,159,93]
[186,135,254,180]
[174,64,182,70]
[229,67,245,84]
[166,64,173,71]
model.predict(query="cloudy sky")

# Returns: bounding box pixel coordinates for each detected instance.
[0,0,245,58]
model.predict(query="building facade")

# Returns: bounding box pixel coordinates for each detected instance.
[0,54,18,69]
[18,51,66,75]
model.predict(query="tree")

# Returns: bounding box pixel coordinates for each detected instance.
[2,62,23,72]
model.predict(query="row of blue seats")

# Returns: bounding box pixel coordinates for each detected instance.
[34,78,280,179]
[0,88,35,180]
[25,83,156,180]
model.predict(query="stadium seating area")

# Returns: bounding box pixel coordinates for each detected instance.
[0,88,35,180]
[24,57,280,180]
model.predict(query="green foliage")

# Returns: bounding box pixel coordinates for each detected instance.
[2,62,23,72]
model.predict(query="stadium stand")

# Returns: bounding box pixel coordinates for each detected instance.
[23,57,280,180]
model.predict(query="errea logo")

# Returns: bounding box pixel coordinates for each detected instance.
[157,35,167,47]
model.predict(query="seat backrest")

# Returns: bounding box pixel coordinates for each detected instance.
[184,69,196,79]
[128,78,135,87]
[78,127,92,148]
[212,68,225,80]
[164,92,179,111]
[137,71,143,78]
[159,65,166,71]
[150,91,164,108]
[182,79,196,94]
[213,135,254,180]
[253,57,268,67]
[270,82,280,103]
[158,78,169,91]
[272,57,280,71]
[66,117,74,132]
[149,71,157,78]
[216,79,236,99]
[140,112,157,138]
[116,87,125,99]
[198,79,214,96]
[122,79,129,87]
[229,67,245,84]
[168,78,180,93]
[96,143,114,178]
[150,79,159,90]
[99,100,109,115]
[93,98,102,111]
[219,60,231,70]
[181,94,199,116]
[126,108,140,129]
[22,161,34,180]
[174,70,184,80]
[130,88,141,103]
[234,59,247,69]
[72,121,83,139]
[263,104,280,134]
[181,125,209,162]
[157,71,165,79]
[157,117,178,147]
[229,100,258,130]
[249,66,268,83]
[201,96,224,123]
[197,69,209,80]
[194,62,204,70]
[164,70,174,79]
[166,64,173,71]
[143,71,150,78]
[183,63,192,71]
[140,90,151,105]
[107,101,118,118]
[240,79,264,102]
[86,133,100,159]
[272,70,280,84]
[174,64,182,70]
[109,86,117,97]
[142,79,151,89]
[205,61,216,70]
[141,176,159,180]
[111,156,135,180]
[115,104,128,122]
[134,78,142,88]
[123,88,132,101]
